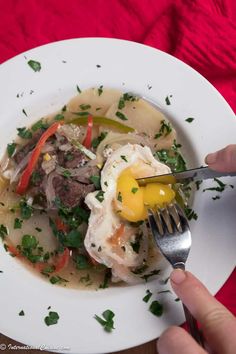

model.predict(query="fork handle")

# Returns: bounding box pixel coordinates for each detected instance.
[173,263,204,347]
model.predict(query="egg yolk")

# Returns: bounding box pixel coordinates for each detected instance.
[115,168,175,222]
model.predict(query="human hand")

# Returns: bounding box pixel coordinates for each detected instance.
[157,269,236,354]
[205,145,236,172]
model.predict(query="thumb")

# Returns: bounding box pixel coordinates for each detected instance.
[170,269,236,354]
[205,144,236,172]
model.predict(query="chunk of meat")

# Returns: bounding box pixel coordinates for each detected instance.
[53,175,95,208]
[57,148,89,169]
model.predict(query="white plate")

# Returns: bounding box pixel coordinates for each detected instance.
[0,38,236,354]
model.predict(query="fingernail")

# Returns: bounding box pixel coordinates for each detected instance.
[170,269,186,284]
[205,152,217,164]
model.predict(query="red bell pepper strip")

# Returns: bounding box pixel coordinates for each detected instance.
[16,121,64,195]
[54,247,70,273]
[82,115,93,148]
[7,244,21,257]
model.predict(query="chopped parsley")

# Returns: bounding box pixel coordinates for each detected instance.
[35,227,42,232]
[141,269,160,282]
[90,175,101,189]
[76,85,82,93]
[94,309,115,332]
[74,111,89,116]
[115,111,128,121]
[117,192,122,203]
[212,195,220,200]
[99,269,111,289]
[143,289,153,303]
[22,109,27,117]
[203,178,228,193]
[118,92,138,109]
[31,119,48,131]
[195,180,203,190]
[155,120,172,139]
[91,131,108,149]
[155,143,186,173]
[54,114,64,121]
[7,143,16,157]
[74,254,90,269]
[98,85,103,96]
[28,60,41,72]
[30,171,41,186]
[131,187,138,194]
[185,117,194,123]
[19,199,33,219]
[14,218,23,229]
[50,275,68,285]
[121,155,128,162]
[165,95,172,105]
[62,105,67,112]
[149,300,163,316]
[0,224,8,240]
[62,170,71,178]
[44,311,60,326]
[19,310,25,316]
[17,127,32,139]
[79,104,91,110]
[95,191,105,203]
[184,207,198,221]
[80,273,92,285]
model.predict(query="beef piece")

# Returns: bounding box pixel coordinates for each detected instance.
[57,148,89,169]
[14,129,45,164]
[53,175,95,208]
[73,165,100,184]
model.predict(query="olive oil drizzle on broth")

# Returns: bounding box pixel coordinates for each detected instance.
[0,87,180,290]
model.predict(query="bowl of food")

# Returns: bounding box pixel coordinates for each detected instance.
[0,38,235,354]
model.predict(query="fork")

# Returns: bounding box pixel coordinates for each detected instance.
[147,203,204,346]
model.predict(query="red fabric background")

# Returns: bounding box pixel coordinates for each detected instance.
[0,0,235,317]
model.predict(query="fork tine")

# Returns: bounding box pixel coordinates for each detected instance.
[159,206,174,234]
[167,203,183,233]
[147,208,163,241]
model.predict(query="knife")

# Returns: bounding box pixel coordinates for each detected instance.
[136,166,236,185]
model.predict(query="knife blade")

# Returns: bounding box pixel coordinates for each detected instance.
[136,166,236,186]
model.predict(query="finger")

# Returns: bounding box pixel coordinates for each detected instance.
[170,269,236,354]
[205,144,236,172]
[158,326,206,354]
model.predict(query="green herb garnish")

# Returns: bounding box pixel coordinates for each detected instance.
[79,104,91,110]
[121,155,128,162]
[94,309,115,332]
[17,127,32,139]
[184,207,198,221]
[91,131,108,148]
[50,275,68,285]
[76,85,81,93]
[28,60,41,72]
[165,95,171,105]
[141,269,160,282]
[117,192,122,203]
[14,218,23,229]
[195,180,203,190]
[155,120,172,139]
[95,191,105,203]
[7,143,16,157]
[149,300,163,316]
[31,119,48,131]
[99,270,111,289]
[98,85,103,96]
[74,254,90,269]
[131,187,138,194]
[54,114,64,121]
[19,310,25,316]
[90,175,101,189]
[185,117,194,123]
[0,224,8,240]
[22,109,27,117]
[44,311,60,326]
[19,199,33,219]
[115,111,128,121]
[62,170,71,178]
[143,289,153,303]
